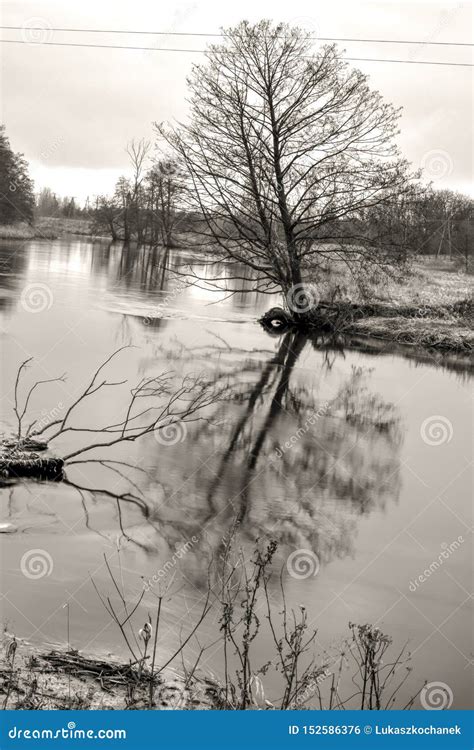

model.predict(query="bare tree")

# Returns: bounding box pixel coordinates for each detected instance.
[93,195,120,240]
[127,139,151,244]
[92,151,183,247]
[145,161,184,247]
[156,20,418,309]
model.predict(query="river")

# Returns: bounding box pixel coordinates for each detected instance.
[0,238,472,708]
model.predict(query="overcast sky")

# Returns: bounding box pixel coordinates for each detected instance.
[1,0,472,202]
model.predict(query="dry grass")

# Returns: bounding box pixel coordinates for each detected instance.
[299,255,473,354]
[0,217,92,241]
[350,316,474,353]
[383,258,472,308]
[349,260,473,353]
[36,216,92,237]
[0,223,34,240]
[306,255,472,308]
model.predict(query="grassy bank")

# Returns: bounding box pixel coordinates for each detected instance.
[0,217,92,240]
[346,260,473,354]
[347,314,473,353]
[262,257,473,355]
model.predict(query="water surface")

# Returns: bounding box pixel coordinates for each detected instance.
[0,239,472,708]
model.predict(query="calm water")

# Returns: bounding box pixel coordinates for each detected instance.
[0,239,472,708]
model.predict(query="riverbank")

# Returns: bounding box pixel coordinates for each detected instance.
[0,635,219,710]
[347,313,473,353]
[262,258,473,355]
[0,217,92,240]
[350,259,473,353]
[1,619,416,711]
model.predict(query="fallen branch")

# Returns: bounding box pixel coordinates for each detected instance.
[2,350,222,492]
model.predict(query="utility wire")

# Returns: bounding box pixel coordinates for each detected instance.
[0,25,472,46]
[0,38,472,66]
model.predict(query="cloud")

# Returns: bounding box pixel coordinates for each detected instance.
[2,0,472,199]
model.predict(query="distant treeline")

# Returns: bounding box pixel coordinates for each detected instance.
[36,188,86,220]
[90,141,186,247]
[89,151,473,265]
[0,123,472,265]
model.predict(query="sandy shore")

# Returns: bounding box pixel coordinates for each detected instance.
[0,635,220,710]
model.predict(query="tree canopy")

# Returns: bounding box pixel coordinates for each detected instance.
[157,20,419,301]
[0,125,35,224]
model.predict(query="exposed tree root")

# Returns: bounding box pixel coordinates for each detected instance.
[259,299,473,355]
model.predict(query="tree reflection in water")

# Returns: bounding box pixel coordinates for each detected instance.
[138,330,402,584]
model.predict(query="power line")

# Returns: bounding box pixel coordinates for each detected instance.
[0,39,204,53]
[344,57,471,67]
[0,38,472,66]
[1,25,472,46]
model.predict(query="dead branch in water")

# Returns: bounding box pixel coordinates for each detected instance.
[13,357,66,442]
[2,348,221,491]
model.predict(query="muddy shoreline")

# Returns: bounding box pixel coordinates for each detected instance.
[1,636,219,710]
